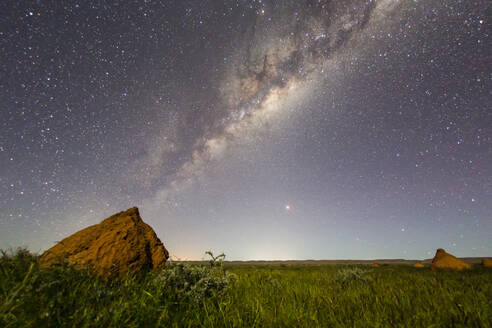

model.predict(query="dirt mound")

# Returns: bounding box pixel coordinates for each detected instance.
[430,248,471,271]
[482,258,492,268]
[413,262,425,268]
[39,207,169,279]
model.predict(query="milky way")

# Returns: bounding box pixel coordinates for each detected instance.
[1,0,491,260]
[146,0,404,205]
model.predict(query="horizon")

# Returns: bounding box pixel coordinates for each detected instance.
[1,0,491,260]
[4,204,490,261]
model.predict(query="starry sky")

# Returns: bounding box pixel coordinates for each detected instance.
[1,0,491,260]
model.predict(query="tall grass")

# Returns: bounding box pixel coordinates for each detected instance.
[1,248,491,327]
[225,265,491,327]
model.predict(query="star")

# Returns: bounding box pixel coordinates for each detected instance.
[0,0,489,261]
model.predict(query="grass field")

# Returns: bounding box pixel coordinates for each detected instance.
[1,249,491,327]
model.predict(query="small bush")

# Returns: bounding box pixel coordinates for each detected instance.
[336,267,371,288]
[151,261,237,304]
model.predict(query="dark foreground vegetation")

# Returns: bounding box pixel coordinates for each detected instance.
[1,248,491,327]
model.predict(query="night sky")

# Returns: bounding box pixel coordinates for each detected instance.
[1,0,491,260]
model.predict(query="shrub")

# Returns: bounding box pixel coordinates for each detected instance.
[151,252,237,304]
[336,267,371,288]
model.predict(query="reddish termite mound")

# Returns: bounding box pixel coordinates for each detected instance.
[40,207,169,279]
[431,248,471,271]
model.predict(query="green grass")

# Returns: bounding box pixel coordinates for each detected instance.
[1,249,491,327]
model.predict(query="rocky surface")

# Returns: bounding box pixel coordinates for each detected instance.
[39,207,169,279]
